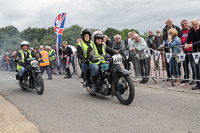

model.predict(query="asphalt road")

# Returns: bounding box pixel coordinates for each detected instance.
[0,71,200,133]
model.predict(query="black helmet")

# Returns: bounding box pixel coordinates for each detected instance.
[93,30,104,39]
[81,29,92,38]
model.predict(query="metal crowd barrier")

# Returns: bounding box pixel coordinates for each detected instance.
[127,45,200,88]
[122,49,157,85]
[157,46,199,87]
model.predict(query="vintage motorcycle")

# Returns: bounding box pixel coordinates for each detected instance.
[16,58,44,95]
[84,53,135,105]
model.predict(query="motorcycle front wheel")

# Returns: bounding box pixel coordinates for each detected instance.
[34,73,44,95]
[115,74,135,105]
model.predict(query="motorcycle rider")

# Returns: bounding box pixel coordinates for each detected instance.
[15,41,38,86]
[77,29,93,86]
[87,30,118,92]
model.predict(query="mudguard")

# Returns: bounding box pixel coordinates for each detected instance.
[34,70,41,73]
[117,69,130,75]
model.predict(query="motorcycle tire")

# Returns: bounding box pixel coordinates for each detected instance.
[34,73,44,95]
[115,74,135,105]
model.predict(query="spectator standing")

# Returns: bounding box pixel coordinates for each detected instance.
[130,34,150,84]
[124,32,134,50]
[68,44,77,75]
[184,18,200,90]
[12,51,17,71]
[5,52,9,71]
[163,18,181,80]
[146,30,155,54]
[47,46,57,74]
[112,34,126,51]
[162,29,182,86]
[39,45,52,80]
[103,35,113,48]
[9,51,13,71]
[62,41,73,78]
[154,29,164,69]
[180,20,195,84]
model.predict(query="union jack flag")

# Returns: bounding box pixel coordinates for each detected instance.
[54,13,67,67]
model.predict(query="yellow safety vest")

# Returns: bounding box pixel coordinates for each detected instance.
[77,40,94,63]
[17,50,32,71]
[48,50,56,61]
[89,43,106,65]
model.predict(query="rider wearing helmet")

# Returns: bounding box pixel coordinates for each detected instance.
[87,30,118,92]
[77,29,93,86]
[15,41,38,84]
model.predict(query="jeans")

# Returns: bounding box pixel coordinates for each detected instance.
[182,52,195,79]
[81,63,89,75]
[131,55,140,76]
[19,66,25,77]
[195,61,200,86]
[40,65,52,79]
[139,58,150,80]
[169,57,181,78]
[89,63,99,77]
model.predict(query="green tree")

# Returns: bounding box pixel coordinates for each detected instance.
[103,28,121,41]
[62,25,82,46]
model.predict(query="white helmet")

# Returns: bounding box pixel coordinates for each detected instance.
[93,30,104,40]
[20,41,29,46]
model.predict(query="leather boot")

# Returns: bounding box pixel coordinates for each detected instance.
[84,73,90,86]
[19,77,24,86]
[90,76,97,92]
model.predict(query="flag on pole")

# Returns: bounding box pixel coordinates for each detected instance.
[54,13,67,66]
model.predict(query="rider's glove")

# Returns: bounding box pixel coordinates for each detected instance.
[91,58,99,63]
[19,62,25,67]
[82,58,89,64]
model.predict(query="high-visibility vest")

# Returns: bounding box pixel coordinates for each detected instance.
[89,42,106,65]
[17,50,32,71]
[40,50,50,66]
[77,40,94,63]
[77,41,94,58]
[48,49,56,61]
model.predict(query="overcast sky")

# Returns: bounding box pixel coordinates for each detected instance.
[0,0,199,34]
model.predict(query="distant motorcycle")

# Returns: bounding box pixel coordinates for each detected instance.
[84,53,135,105]
[16,58,44,95]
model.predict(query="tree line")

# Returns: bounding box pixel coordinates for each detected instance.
[0,25,141,53]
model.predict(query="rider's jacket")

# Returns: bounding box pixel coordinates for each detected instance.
[15,49,38,71]
[77,40,94,63]
[87,42,117,65]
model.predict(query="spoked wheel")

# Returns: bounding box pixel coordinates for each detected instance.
[116,74,135,105]
[34,73,44,95]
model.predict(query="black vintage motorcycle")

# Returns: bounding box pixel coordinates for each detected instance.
[16,58,44,95]
[84,53,135,105]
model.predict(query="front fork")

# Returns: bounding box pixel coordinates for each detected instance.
[110,64,120,95]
